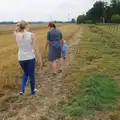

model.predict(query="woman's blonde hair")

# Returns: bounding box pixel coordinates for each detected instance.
[16,20,28,32]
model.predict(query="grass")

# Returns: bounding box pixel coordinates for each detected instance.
[58,25,120,120]
[63,74,120,118]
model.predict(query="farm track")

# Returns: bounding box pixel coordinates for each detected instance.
[0,27,82,120]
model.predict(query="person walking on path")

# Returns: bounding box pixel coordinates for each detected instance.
[14,20,42,95]
[45,22,63,75]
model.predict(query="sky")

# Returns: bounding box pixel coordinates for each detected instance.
[0,0,110,22]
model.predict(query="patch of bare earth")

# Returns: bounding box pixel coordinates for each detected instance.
[0,29,82,120]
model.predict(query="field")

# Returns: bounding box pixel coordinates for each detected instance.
[1,24,120,120]
[0,24,80,90]
[0,24,49,31]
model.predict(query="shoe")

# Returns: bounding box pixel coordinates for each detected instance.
[20,92,24,95]
[58,69,62,73]
[32,89,38,95]
[53,73,57,76]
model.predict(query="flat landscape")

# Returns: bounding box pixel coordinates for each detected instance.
[0,24,120,120]
[0,24,54,31]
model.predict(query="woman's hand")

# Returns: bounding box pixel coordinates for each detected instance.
[38,58,42,67]
[32,33,42,68]
[13,27,18,35]
[14,28,17,32]
[14,23,20,32]
[45,45,47,51]
[45,40,49,51]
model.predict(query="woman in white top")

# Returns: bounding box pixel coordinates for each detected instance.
[14,20,42,95]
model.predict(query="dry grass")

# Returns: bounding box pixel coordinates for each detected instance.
[0,24,80,90]
[0,24,56,31]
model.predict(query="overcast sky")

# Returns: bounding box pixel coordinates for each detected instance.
[0,0,110,21]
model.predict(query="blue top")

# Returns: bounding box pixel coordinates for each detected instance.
[62,43,67,51]
[47,28,63,61]
[47,29,63,44]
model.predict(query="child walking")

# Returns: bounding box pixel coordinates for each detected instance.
[58,39,68,73]
[61,39,67,60]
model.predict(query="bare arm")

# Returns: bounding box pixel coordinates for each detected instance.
[13,23,20,35]
[45,40,49,50]
[60,31,63,44]
[32,33,42,66]
[13,28,18,36]
[45,31,50,50]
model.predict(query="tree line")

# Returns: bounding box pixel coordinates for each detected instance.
[77,0,120,24]
[0,21,45,24]
[0,18,76,25]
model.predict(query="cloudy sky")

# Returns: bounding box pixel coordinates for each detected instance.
[0,0,110,21]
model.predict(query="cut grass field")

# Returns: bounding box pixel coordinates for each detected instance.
[56,25,120,120]
[0,24,63,32]
[0,24,80,90]
[0,24,47,31]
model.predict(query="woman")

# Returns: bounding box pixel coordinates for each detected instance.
[45,22,63,75]
[14,20,42,95]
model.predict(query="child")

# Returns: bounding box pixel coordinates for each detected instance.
[61,39,67,59]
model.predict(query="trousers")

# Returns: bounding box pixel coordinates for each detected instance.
[19,58,35,95]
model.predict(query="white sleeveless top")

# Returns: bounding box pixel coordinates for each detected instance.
[15,32,35,61]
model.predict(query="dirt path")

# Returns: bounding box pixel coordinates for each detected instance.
[0,28,82,120]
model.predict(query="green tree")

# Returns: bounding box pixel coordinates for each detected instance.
[77,15,85,24]
[71,18,76,23]
[111,0,120,14]
[86,1,106,23]
[105,6,112,23]
[111,14,120,23]
[77,0,120,24]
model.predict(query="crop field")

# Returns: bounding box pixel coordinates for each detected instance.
[0,24,80,90]
[0,24,48,31]
[1,24,120,120]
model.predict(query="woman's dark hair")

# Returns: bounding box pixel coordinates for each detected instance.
[48,22,56,28]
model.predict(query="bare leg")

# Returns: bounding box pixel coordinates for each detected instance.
[51,60,57,74]
[57,58,63,72]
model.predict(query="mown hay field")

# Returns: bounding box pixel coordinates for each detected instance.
[0,24,48,31]
[0,24,80,90]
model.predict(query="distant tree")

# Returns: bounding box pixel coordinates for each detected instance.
[77,15,85,24]
[84,20,93,24]
[105,6,112,23]
[110,0,120,15]
[76,0,120,24]
[111,14,120,23]
[86,1,106,23]
[0,21,15,24]
[71,18,76,23]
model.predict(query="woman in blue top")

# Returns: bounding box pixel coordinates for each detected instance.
[45,22,63,75]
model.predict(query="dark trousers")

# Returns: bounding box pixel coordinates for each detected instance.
[19,58,35,95]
